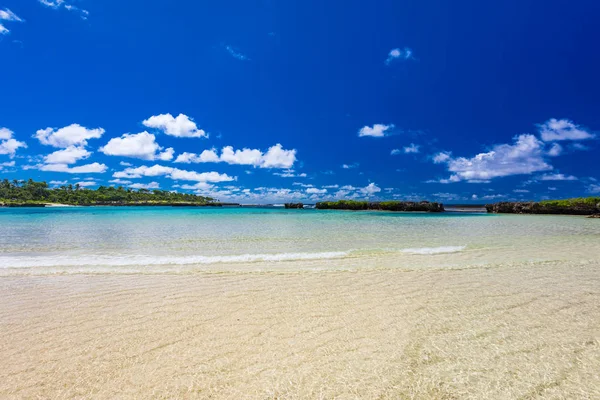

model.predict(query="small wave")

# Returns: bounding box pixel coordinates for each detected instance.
[0,251,350,269]
[400,246,466,255]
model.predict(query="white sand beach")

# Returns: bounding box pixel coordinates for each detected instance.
[2,261,599,399]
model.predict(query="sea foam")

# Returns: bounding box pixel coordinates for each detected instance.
[0,251,350,269]
[400,246,466,255]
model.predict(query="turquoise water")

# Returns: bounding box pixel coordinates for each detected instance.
[1,206,599,274]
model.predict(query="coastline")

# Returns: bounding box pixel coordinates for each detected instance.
[2,261,599,399]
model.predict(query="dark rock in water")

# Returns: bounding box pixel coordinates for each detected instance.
[285,203,304,209]
[486,198,600,215]
[587,214,600,219]
[315,200,444,212]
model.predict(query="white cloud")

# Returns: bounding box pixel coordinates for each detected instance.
[433,134,552,183]
[35,124,104,148]
[40,162,107,174]
[109,179,133,185]
[403,143,420,154]
[119,161,133,167]
[44,146,91,164]
[385,47,413,65]
[358,123,394,137]
[99,131,174,161]
[342,163,359,169]
[360,183,381,196]
[306,188,327,194]
[113,164,235,183]
[49,180,67,185]
[221,146,264,165]
[546,143,562,157]
[390,149,401,155]
[513,189,530,193]
[175,144,297,169]
[273,170,307,178]
[129,182,160,190]
[74,181,97,188]
[37,0,88,19]
[432,152,451,163]
[142,113,207,138]
[38,0,66,8]
[539,173,578,181]
[0,8,22,21]
[588,184,600,194]
[0,128,27,157]
[261,144,297,168]
[0,8,23,34]
[225,46,249,61]
[538,118,595,142]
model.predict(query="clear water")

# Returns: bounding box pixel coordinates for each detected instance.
[0,206,599,274]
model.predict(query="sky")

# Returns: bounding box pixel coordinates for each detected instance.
[1,0,599,204]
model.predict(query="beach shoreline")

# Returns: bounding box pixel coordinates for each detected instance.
[2,261,599,399]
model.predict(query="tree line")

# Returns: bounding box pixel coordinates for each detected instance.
[0,179,214,205]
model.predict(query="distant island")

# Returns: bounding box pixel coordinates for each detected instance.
[1,179,599,216]
[0,179,219,207]
[486,198,600,216]
[316,200,444,212]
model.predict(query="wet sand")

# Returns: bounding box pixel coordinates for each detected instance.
[1,262,600,399]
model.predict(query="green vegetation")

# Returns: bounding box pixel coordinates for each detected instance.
[316,200,370,210]
[486,197,600,215]
[538,197,600,207]
[316,200,444,212]
[0,179,214,206]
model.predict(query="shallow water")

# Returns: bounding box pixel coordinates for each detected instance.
[2,207,600,398]
[1,206,599,274]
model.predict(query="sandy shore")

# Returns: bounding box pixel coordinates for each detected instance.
[1,262,599,399]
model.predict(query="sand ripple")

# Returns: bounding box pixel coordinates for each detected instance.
[1,261,599,399]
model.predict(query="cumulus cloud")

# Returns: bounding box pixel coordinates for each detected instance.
[432,134,552,183]
[358,123,394,137]
[40,162,107,174]
[306,188,327,194]
[360,182,381,196]
[44,146,91,164]
[99,131,174,161]
[142,113,207,138]
[174,144,297,169]
[538,118,595,142]
[385,47,413,64]
[113,164,235,183]
[0,128,27,157]
[35,124,105,148]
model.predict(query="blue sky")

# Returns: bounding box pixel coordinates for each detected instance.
[1,0,599,203]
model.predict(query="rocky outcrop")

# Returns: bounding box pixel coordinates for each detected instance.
[587,214,600,219]
[285,203,304,209]
[486,199,600,215]
[315,200,444,212]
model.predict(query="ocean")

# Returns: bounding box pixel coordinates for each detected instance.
[1,206,598,274]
